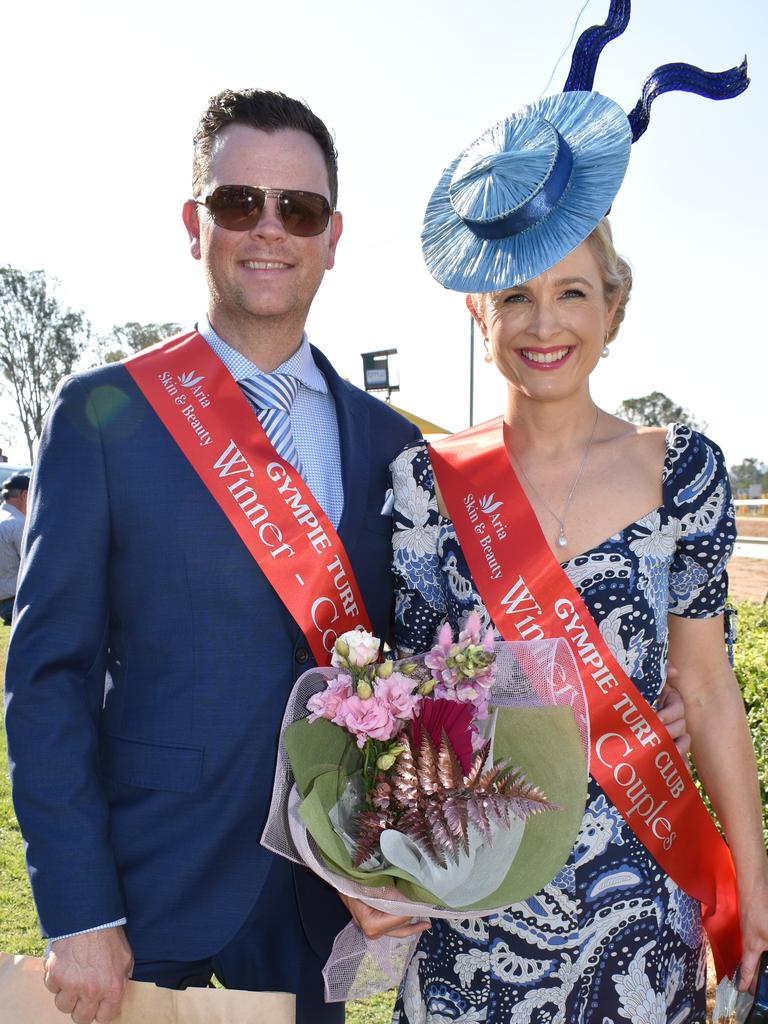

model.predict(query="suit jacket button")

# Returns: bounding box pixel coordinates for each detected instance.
[295,647,309,664]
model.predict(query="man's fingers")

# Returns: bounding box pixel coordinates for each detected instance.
[53,988,78,1015]
[72,997,100,1024]
[95,998,124,1024]
[383,921,432,939]
[341,893,431,941]
[93,978,128,1023]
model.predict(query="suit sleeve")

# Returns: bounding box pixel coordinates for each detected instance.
[4,375,126,938]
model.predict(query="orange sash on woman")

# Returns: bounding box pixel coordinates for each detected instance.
[430,417,740,979]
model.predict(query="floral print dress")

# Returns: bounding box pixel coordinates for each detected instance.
[389,424,736,1024]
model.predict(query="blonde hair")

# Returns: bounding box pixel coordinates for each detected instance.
[585,217,632,342]
[470,217,633,343]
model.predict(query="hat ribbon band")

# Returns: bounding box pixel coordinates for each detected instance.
[463,133,574,241]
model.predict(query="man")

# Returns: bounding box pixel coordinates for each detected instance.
[4,89,422,1024]
[0,473,29,625]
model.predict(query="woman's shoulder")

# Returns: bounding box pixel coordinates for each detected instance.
[662,423,731,518]
[389,438,431,480]
[662,423,728,483]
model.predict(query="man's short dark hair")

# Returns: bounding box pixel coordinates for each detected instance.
[2,474,29,500]
[192,89,339,208]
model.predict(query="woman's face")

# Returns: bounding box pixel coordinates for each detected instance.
[476,241,620,403]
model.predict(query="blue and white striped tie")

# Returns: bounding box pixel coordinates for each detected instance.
[239,373,303,473]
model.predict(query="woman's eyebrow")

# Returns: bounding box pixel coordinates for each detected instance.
[553,276,594,288]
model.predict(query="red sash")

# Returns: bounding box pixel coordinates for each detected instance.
[430,417,740,979]
[124,331,372,666]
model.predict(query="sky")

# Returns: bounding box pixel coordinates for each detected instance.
[1,0,765,465]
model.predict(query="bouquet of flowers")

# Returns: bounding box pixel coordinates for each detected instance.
[305,614,557,886]
[263,618,589,1001]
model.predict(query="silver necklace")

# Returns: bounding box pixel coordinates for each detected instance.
[513,407,600,550]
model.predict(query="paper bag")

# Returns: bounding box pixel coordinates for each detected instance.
[0,953,295,1023]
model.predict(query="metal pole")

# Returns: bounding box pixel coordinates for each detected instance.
[469,315,475,427]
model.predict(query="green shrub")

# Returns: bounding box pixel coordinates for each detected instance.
[732,603,768,846]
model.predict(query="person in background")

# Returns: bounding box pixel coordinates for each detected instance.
[0,473,29,625]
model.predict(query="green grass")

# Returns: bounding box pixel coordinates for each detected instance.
[0,626,45,959]
[2,603,766,1023]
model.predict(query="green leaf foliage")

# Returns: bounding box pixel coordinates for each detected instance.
[732,603,768,846]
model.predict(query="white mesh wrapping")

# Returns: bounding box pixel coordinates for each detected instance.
[262,638,586,1002]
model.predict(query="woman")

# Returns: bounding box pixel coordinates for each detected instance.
[389,221,768,1021]
[383,51,767,1021]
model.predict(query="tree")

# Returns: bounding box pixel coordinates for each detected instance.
[98,321,182,364]
[729,457,768,494]
[0,266,90,461]
[615,391,706,431]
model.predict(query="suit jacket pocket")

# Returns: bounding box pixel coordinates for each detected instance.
[101,734,204,793]
[362,511,393,537]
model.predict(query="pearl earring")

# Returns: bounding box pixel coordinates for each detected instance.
[483,338,492,363]
[601,331,610,358]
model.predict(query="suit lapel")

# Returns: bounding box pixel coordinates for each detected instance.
[311,346,369,553]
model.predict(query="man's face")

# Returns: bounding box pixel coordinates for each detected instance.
[182,125,342,336]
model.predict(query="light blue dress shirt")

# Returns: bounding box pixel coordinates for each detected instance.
[198,318,345,529]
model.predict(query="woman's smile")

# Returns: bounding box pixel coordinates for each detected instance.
[517,345,574,369]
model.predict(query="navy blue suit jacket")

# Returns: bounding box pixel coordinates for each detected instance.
[5,344,419,962]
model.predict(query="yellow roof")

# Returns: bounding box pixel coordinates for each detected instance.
[389,403,451,436]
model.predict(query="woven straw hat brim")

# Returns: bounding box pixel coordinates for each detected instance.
[422,91,632,293]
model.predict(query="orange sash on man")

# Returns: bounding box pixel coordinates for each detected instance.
[125,331,371,666]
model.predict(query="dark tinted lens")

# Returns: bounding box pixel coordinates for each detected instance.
[277,190,331,236]
[207,186,265,230]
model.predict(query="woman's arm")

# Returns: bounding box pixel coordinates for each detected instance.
[668,613,768,990]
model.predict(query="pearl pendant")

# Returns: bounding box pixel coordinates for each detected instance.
[556,530,568,548]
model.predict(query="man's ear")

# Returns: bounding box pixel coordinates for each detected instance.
[325,211,343,271]
[182,200,202,261]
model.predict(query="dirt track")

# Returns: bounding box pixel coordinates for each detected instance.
[731,517,768,603]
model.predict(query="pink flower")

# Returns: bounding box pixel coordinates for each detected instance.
[374,672,421,721]
[306,673,354,723]
[459,610,495,651]
[425,613,497,703]
[424,621,458,686]
[336,695,396,747]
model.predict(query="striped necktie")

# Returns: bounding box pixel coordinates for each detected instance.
[239,373,303,473]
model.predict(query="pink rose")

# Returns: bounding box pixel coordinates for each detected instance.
[306,673,354,723]
[331,628,380,668]
[374,672,420,721]
[336,694,395,747]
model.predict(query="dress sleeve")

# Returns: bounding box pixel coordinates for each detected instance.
[665,425,737,618]
[389,441,447,655]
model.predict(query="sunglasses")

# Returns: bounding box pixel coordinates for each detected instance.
[194,185,332,237]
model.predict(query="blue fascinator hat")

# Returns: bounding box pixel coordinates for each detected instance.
[422,0,749,294]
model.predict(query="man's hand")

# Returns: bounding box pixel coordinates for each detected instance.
[656,679,690,757]
[43,926,133,1024]
[339,893,430,941]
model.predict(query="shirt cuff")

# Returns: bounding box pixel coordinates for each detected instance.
[47,918,127,950]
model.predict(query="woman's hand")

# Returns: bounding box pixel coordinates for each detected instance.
[738,873,768,992]
[338,892,431,941]
[656,676,691,757]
